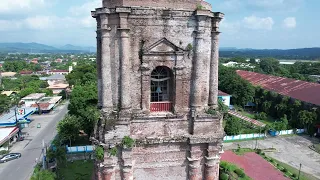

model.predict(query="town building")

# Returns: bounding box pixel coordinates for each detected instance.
[19,71,33,76]
[21,93,46,107]
[48,70,69,75]
[30,96,62,113]
[92,0,224,179]
[0,72,16,77]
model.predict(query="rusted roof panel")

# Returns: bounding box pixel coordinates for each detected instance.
[236,70,320,106]
[218,90,230,96]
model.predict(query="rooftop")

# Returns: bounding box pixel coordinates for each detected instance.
[45,74,66,80]
[1,72,16,77]
[218,90,230,97]
[1,91,18,96]
[21,93,46,100]
[50,70,68,73]
[31,103,55,111]
[0,107,37,125]
[37,96,62,104]
[237,70,320,106]
[48,84,69,89]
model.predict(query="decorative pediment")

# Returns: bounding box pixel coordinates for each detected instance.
[144,38,185,55]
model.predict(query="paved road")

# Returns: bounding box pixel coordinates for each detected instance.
[223,135,320,179]
[0,102,69,180]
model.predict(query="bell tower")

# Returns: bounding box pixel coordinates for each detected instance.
[92,1,224,179]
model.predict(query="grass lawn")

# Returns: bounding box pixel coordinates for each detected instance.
[269,157,318,180]
[314,144,320,152]
[57,160,94,180]
[233,148,256,156]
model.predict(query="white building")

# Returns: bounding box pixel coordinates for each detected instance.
[21,93,46,107]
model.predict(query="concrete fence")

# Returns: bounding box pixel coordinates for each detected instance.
[66,145,94,153]
[223,133,266,141]
[223,129,305,141]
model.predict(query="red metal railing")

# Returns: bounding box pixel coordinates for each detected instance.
[150,101,172,112]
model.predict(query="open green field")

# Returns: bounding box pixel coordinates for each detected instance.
[57,160,94,180]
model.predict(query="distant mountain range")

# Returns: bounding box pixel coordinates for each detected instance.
[0,42,95,54]
[0,42,319,60]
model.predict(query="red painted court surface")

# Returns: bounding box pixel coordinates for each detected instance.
[221,151,289,180]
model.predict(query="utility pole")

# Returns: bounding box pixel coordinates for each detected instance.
[298,163,302,180]
[42,139,46,169]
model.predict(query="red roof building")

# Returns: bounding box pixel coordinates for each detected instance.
[237,70,320,106]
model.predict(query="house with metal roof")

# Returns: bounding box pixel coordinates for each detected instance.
[237,70,320,106]
[218,90,232,107]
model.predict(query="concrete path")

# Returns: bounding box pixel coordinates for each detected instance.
[0,101,69,180]
[223,135,320,179]
[228,110,266,127]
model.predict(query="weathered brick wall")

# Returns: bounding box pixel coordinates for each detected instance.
[103,0,212,10]
[106,8,212,112]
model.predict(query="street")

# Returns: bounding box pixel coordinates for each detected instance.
[0,101,69,180]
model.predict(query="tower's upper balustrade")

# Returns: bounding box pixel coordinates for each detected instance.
[102,0,212,10]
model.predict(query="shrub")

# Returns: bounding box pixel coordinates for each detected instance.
[292,173,297,178]
[95,146,104,160]
[219,173,229,180]
[261,152,265,156]
[270,159,274,163]
[282,168,288,173]
[234,169,245,177]
[220,161,228,170]
[256,149,262,154]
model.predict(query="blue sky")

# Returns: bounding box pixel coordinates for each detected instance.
[0,0,318,49]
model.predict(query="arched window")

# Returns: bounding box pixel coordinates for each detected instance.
[150,66,173,112]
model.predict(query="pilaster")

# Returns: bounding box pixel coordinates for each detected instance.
[187,144,204,180]
[140,63,151,114]
[209,13,224,109]
[100,13,113,112]
[96,17,102,108]
[117,8,132,115]
[191,13,210,112]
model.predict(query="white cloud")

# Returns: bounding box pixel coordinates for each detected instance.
[215,0,303,13]
[247,0,303,11]
[220,19,241,34]
[283,17,296,29]
[0,15,95,31]
[0,0,48,14]
[243,15,274,30]
[69,0,101,16]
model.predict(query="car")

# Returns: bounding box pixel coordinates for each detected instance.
[0,153,21,163]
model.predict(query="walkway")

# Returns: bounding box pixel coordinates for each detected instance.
[228,110,266,127]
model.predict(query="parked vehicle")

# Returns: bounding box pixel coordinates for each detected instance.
[0,153,21,163]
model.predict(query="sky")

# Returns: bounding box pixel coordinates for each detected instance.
[0,0,319,49]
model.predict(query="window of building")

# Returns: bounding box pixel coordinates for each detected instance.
[150,66,172,102]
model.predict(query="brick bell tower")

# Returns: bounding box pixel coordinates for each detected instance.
[91,0,224,179]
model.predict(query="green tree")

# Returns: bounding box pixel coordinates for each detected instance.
[259,58,280,74]
[219,65,255,106]
[0,95,11,114]
[68,83,99,136]
[57,115,80,146]
[66,64,97,86]
[224,115,242,136]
